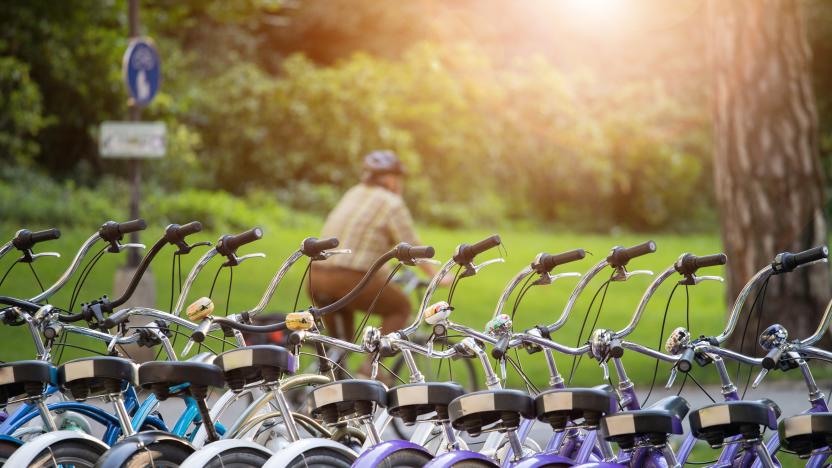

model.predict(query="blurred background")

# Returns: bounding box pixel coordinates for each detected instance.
[1,0,831,390]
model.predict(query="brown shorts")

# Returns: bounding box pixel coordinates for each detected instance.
[307,265,411,340]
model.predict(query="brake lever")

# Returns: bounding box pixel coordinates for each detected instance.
[474,258,505,272]
[413,258,441,266]
[223,252,267,267]
[320,248,352,258]
[612,268,654,281]
[751,368,768,389]
[175,241,212,256]
[665,367,678,389]
[680,275,725,286]
[534,271,581,286]
[116,243,147,252]
[20,252,61,263]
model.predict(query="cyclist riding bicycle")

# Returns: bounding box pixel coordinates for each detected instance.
[309,150,450,344]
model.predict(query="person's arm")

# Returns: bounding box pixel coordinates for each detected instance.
[387,198,451,286]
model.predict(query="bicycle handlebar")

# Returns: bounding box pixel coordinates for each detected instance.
[607,240,656,267]
[99,219,147,242]
[452,234,501,265]
[12,228,61,251]
[675,253,727,276]
[773,246,829,274]
[216,227,263,256]
[535,249,586,273]
[300,237,339,258]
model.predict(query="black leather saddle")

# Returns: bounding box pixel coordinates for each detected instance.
[58,356,137,400]
[0,360,55,405]
[138,361,225,400]
[535,384,617,431]
[448,389,535,437]
[387,382,465,424]
[778,413,832,457]
[689,399,780,447]
[600,396,689,449]
[308,379,388,424]
[213,345,296,392]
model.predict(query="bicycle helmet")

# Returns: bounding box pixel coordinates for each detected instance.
[363,150,405,176]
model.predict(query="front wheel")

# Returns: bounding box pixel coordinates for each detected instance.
[285,448,355,468]
[375,448,434,467]
[22,439,106,467]
[114,440,193,468]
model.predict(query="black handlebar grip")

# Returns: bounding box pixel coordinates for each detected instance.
[453,234,501,265]
[539,249,586,272]
[175,221,203,238]
[762,346,785,370]
[394,243,435,262]
[776,246,829,273]
[118,219,147,235]
[99,219,147,242]
[191,319,212,343]
[12,228,61,251]
[677,347,695,373]
[301,237,339,258]
[491,334,511,359]
[217,227,263,256]
[676,253,727,275]
[607,240,657,267]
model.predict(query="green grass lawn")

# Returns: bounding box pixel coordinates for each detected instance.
[0,221,737,390]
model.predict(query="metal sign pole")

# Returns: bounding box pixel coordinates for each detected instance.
[127,0,141,268]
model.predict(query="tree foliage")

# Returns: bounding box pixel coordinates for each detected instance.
[6,0,830,230]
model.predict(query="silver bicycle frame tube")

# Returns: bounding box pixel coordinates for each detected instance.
[615,266,677,339]
[493,266,534,318]
[800,298,832,345]
[29,233,100,303]
[715,266,773,344]
[172,248,219,316]
[248,250,304,317]
[400,258,457,337]
[548,260,609,331]
[0,241,13,261]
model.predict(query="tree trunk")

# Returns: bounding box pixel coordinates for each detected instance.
[709,0,830,352]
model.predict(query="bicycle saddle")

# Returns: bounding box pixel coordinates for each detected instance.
[58,356,138,401]
[138,361,225,400]
[600,396,689,449]
[778,413,832,457]
[535,384,618,431]
[0,360,56,405]
[309,379,388,424]
[214,345,297,392]
[387,382,465,424]
[689,399,780,447]
[448,389,535,437]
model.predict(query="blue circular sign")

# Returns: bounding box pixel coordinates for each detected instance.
[123,38,161,107]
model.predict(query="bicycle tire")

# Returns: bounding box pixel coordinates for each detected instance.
[200,446,272,468]
[0,438,19,464]
[285,447,355,467]
[24,439,106,468]
[374,448,434,467]
[119,440,193,468]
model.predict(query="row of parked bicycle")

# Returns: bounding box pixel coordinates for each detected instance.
[0,219,830,467]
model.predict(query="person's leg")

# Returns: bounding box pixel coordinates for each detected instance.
[308,265,363,341]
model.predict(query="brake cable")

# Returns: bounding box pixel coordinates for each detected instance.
[642,283,680,406]
[67,246,108,310]
[734,277,771,396]
[567,273,614,385]
[28,263,45,293]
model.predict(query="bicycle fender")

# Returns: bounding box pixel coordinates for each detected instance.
[0,434,21,446]
[95,430,193,468]
[353,440,432,467]
[5,430,107,466]
[513,453,579,467]
[425,450,499,467]
[179,439,272,467]
[262,438,357,468]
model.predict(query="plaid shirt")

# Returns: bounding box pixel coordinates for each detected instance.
[320,184,420,273]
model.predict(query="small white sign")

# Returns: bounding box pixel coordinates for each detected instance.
[100,121,166,158]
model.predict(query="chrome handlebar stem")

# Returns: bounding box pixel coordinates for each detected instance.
[248,250,305,317]
[548,260,609,332]
[615,266,677,339]
[172,248,219,317]
[29,233,100,303]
